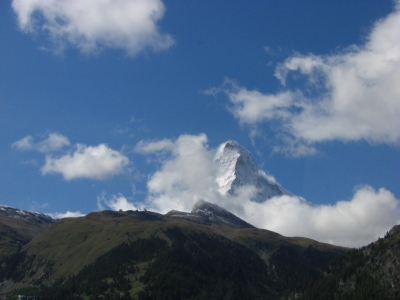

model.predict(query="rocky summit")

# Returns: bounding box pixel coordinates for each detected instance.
[215,140,290,202]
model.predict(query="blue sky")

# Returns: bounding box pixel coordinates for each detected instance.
[1,0,399,246]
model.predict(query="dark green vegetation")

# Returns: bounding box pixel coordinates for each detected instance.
[138,228,277,299]
[30,229,279,299]
[0,205,351,299]
[41,236,168,299]
[297,225,400,300]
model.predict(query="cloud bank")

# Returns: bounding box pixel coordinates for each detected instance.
[12,133,129,180]
[212,2,400,156]
[118,134,400,247]
[12,0,174,55]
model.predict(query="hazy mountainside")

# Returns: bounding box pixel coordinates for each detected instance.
[0,206,54,258]
[215,141,290,202]
[0,200,347,299]
[297,225,400,300]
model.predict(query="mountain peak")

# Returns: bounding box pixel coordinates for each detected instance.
[215,140,290,202]
[191,199,254,228]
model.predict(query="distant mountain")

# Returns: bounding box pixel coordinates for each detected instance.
[215,140,291,202]
[0,206,54,257]
[0,202,347,299]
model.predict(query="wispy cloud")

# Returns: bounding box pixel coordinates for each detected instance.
[211,3,400,156]
[135,138,175,154]
[42,144,129,180]
[11,135,34,151]
[133,134,399,247]
[12,0,174,56]
[48,210,84,219]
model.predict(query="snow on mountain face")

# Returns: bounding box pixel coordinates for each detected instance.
[0,205,54,224]
[215,141,290,203]
[191,199,254,228]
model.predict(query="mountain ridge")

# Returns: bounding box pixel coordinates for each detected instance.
[2,202,399,299]
[0,201,348,298]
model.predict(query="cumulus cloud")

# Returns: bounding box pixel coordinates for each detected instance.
[13,133,128,180]
[136,134,400,247]
[42,144,129,180]
[37,132,71,152]
[49,210,84,219]
[136,134,220,213]
[12,0,174,55]
[214,3,400,156]
[237,187,399,247]
[12,132,70,152]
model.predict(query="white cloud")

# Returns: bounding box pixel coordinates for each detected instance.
[49,210,84,219]
[13,133,128,180]
[137,133,400,247]
[42,144,129,180]
[97,192,141,211]
[234,187,399,247]
[12,0,174,56]
[37,132,70,152]
[137,134,220,213]
[12,132,70,153]
[12,136,34,151]
[135,138,175,154]
[217,3,400,155]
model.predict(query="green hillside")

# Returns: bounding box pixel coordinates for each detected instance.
[0,209,348,299]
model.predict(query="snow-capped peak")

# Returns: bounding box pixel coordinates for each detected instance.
[215,140,290,202]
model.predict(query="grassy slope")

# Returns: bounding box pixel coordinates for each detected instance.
[0,214,53,258]
[19,209,347,284]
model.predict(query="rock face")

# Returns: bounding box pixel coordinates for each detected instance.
[215,140,290,202]
[191,199,254,228]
